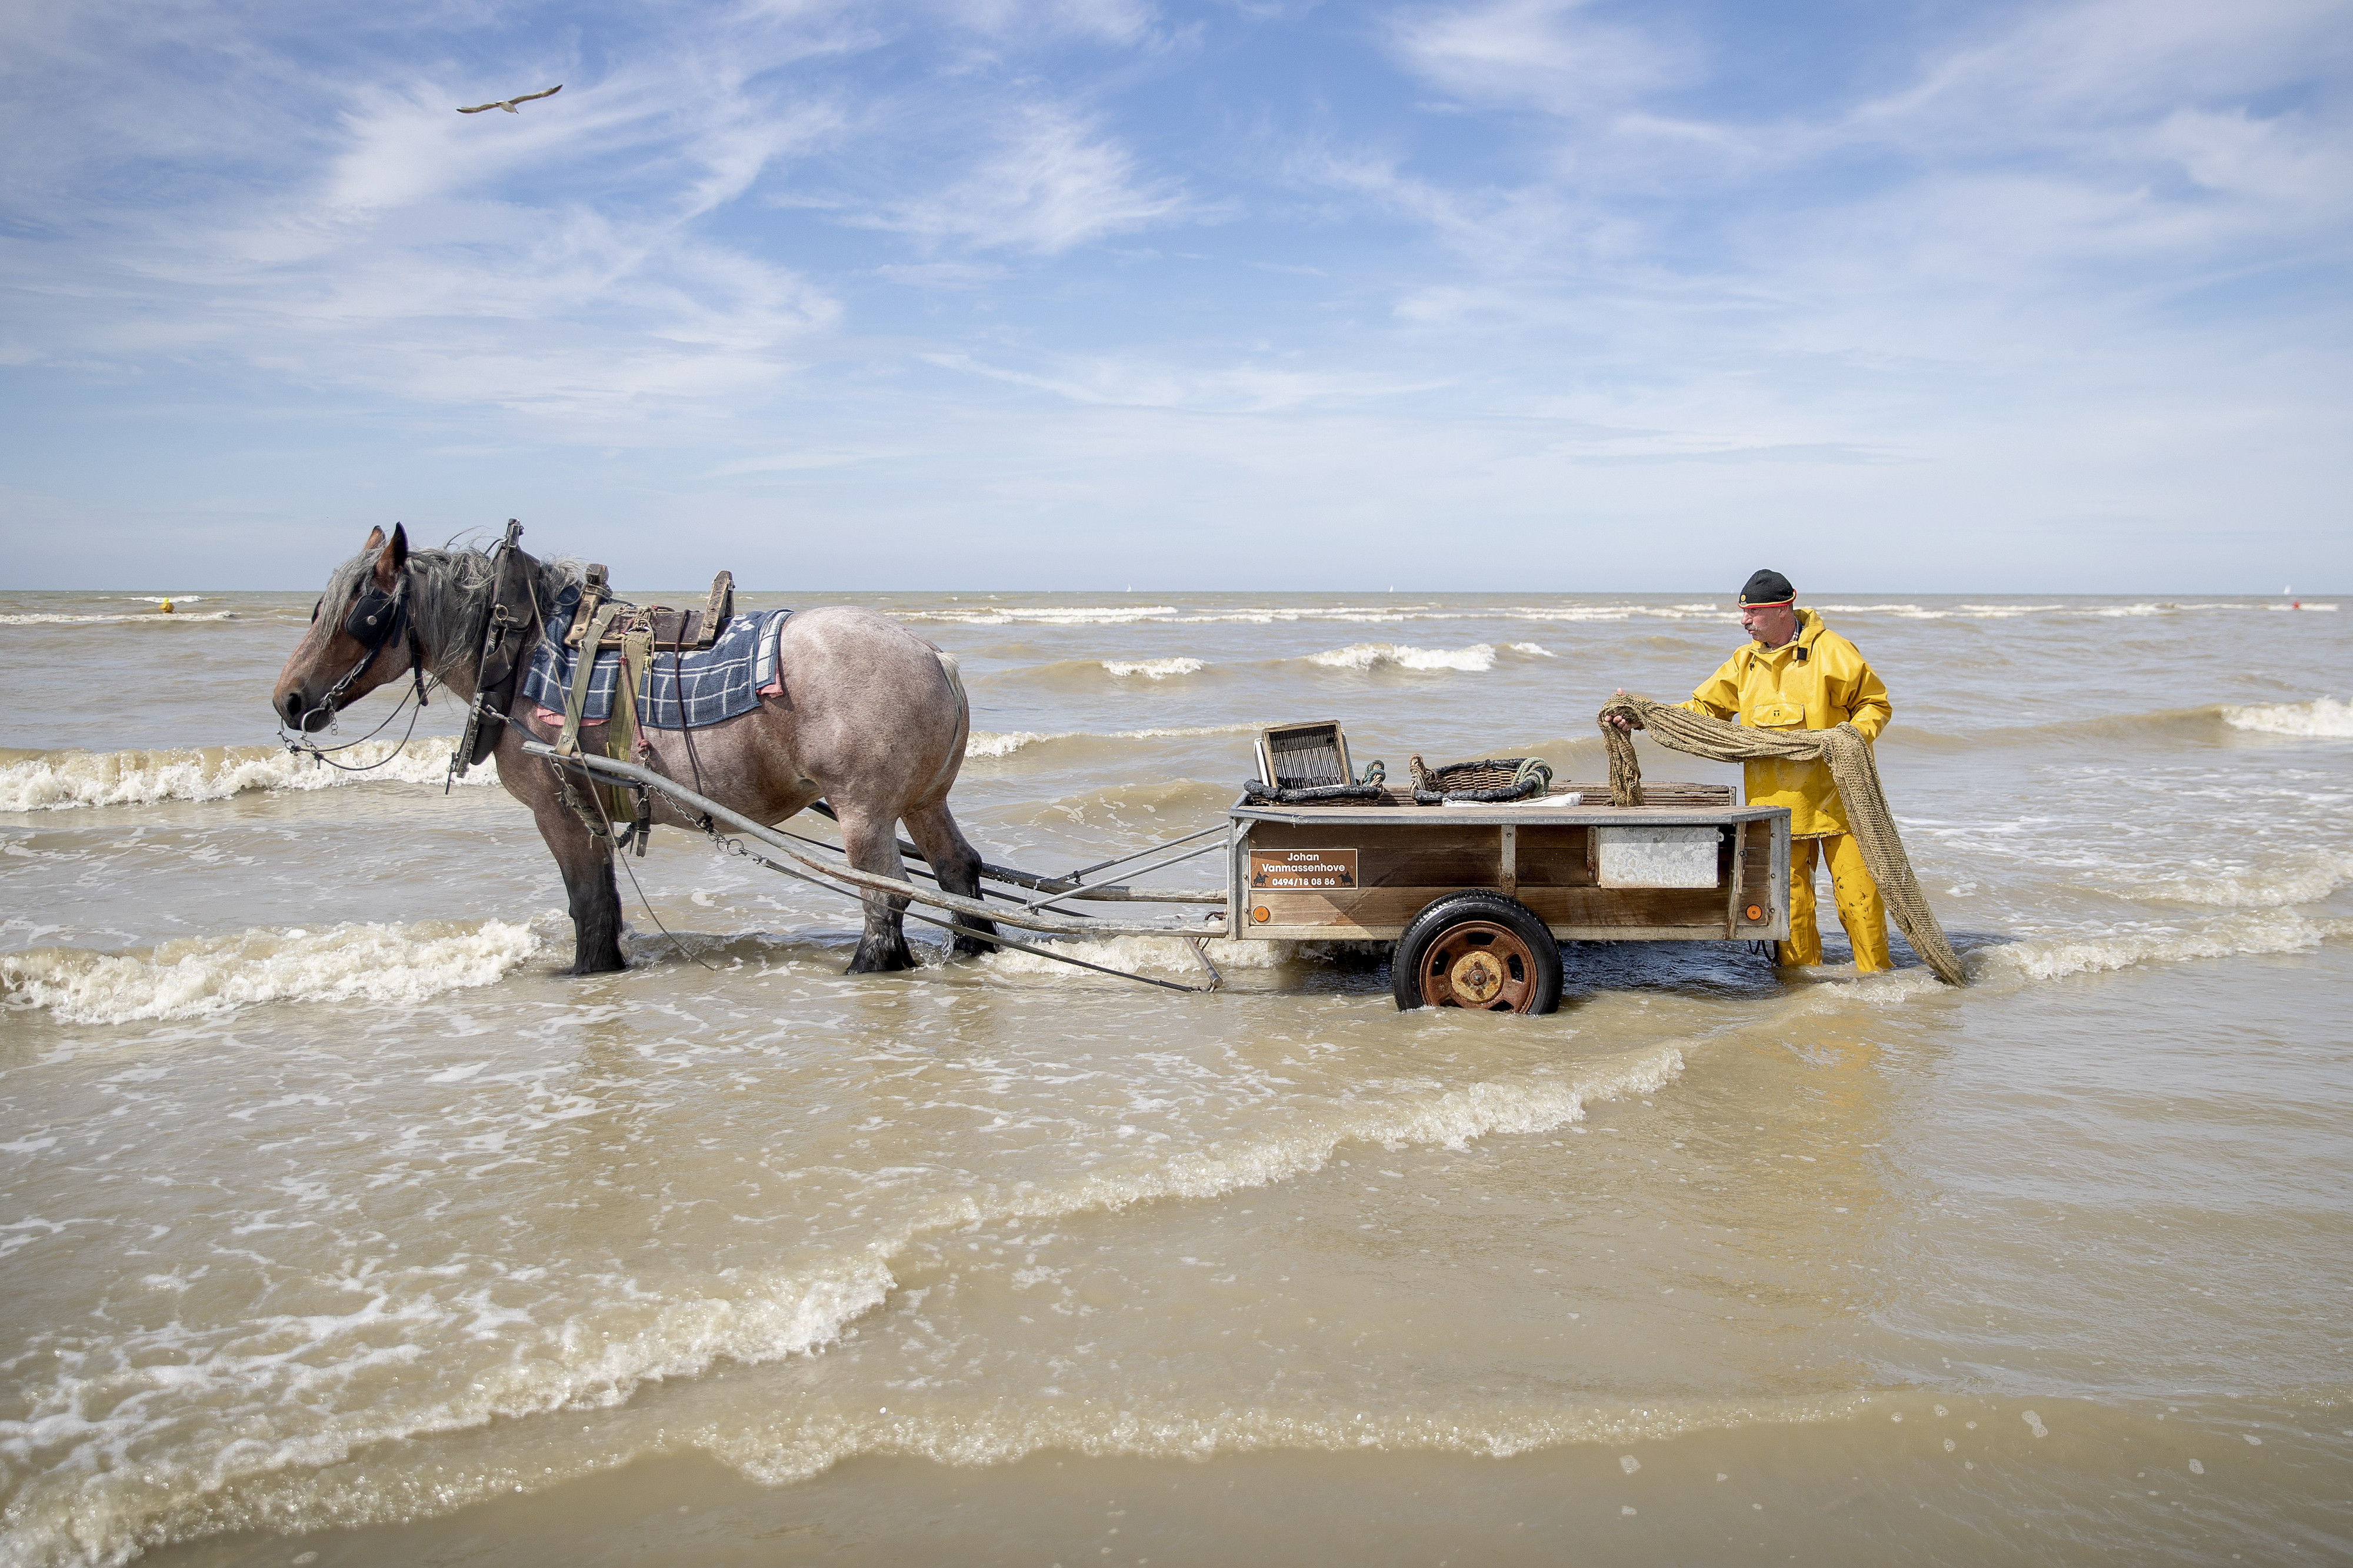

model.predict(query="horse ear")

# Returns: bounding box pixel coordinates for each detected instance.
[374,523,408,588]
[362,526,386,553]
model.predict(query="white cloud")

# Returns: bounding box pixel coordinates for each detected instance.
[922,348,1442,412]
[1389,0,1689,114]
[938,0,1162,45]
[868,106,1192,252]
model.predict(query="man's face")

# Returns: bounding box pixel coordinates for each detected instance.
[1740,602,1798,648]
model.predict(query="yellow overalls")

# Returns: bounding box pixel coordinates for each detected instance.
[1679,609,1894,971]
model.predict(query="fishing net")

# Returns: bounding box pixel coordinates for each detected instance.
[1597,697,1967,985]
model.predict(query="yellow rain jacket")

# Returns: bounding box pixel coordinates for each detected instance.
[1678,608,1891,838]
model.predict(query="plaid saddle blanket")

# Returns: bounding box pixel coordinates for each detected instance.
[521,603,792,729]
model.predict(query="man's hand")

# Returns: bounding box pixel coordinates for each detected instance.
[1605,688,1634,732]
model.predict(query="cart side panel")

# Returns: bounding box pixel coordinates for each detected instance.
[1522,886,1730,930]
[1514,825,1594,886]
[1240,819,1497,937]
[1244,820,1498,892]
[1232,805,1790,942]
[1735,823,1782,938]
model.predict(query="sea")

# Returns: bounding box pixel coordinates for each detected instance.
[2,588,2348,1567]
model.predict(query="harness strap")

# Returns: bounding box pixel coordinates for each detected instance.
[618,622,655,759]
[557,601,630,839]
[616,622,658,853]
[558,601,626,756]
[455,521,535,777]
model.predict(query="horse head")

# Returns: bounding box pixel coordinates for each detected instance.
[272,524,419,732]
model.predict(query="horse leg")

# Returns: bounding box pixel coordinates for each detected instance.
[837,803,918,974]
[529,792,626,975]
[904,802,997,956]
[561,843,627,974]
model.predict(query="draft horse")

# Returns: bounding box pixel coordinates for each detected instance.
[272,525,996,975]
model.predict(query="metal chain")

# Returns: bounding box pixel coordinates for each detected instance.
[278,672,442,772]
[695,820,1214,994]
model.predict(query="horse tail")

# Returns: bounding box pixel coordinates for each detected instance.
[924,649,969,802]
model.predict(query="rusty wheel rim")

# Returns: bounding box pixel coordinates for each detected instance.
[1418,920,1537,1012]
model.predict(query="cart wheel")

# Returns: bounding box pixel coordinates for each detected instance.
[1391,892,1562,1015]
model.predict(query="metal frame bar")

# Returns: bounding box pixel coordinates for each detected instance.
[521,741,1224,940]
[1055,825,1228,883]
[1016,838,1228,912]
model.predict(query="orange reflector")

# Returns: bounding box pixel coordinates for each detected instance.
[1744,904,1764,921]
[1252,905,1271,923]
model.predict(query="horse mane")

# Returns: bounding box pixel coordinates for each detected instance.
[318,540,579,672]
[409,545,579,666]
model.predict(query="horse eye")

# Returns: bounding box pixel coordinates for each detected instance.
[310,598,321,623]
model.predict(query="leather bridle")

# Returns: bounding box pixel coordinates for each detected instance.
[301,570,430,732]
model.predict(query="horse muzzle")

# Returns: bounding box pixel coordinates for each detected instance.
[278,687,334,732]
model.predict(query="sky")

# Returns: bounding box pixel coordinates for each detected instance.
[1,0,2348,591]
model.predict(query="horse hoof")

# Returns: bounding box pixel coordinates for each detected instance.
[846,940,917,975]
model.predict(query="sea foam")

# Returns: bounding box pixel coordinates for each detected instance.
[1102,658,1206,679]
[2222,696,2353,738]
[1976,912,2353,985]
[0,609,239,625]
[1,918,542,1025]
[0,738,496,811]
[1306,641,1552,673]
[965,723,1258,760]
[0,1042,1687,1567]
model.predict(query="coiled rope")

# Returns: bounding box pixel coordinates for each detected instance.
[1597,696,1967,985]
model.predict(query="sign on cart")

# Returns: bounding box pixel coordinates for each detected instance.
[1248,849,1359,890]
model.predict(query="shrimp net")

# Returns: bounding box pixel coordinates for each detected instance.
[1598,696,1967,985]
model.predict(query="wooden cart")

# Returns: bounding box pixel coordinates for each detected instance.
[1228,783,1791,1013]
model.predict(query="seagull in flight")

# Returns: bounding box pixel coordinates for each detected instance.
[458,84,561,115]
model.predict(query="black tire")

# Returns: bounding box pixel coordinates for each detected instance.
[1390,891,1564,1015]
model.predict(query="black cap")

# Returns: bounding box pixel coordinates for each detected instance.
[1738,569,1795,606]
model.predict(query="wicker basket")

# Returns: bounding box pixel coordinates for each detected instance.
[1409,755,1552,805]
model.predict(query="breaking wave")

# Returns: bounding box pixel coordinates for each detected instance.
[2222,696,2353,738]
[1306,641,1554,673]
[893,599,2330,629]
[0,609,239,625]
[1,918,544,1025]
[904,604,1179,626]
[0,738,498,811]
[0,1042,1684,1566]
[965,723,1257,761]
[2134,848,2353,909]
[1104,658,1205,679]
[1974,912,2353,985]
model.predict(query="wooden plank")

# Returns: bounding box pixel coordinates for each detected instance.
[1250,923,1741,943]
[1239,882,1729,935]
[1247,819,1498,890]
[1522,886,1726,928]
[1555,781,1736,806]
[1724,820,1746,937]
[1514,825,1592,886]
[1245,887,1455,931]
[1736,826,1778,935]
[1227,818,1249,937]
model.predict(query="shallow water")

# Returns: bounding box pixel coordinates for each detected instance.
[3,588,2349,1566]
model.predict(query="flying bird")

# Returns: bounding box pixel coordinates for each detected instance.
[457,84,561,115]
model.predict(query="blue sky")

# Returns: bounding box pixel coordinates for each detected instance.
[2,0,2347,590]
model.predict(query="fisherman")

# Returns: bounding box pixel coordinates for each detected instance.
[1613,569,1893,971]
